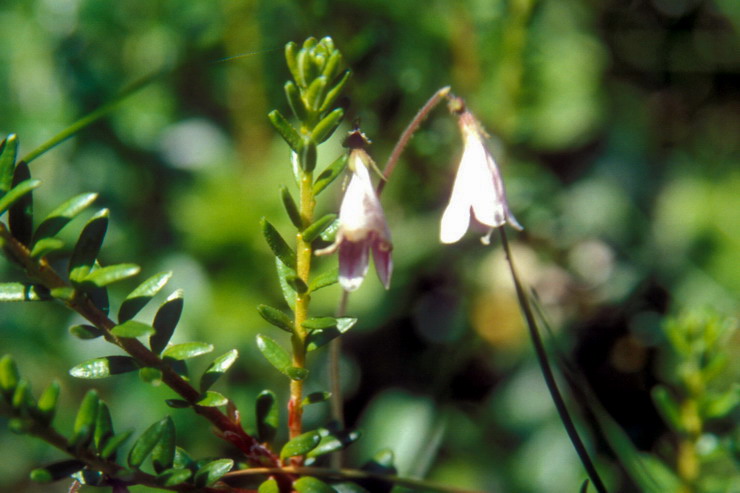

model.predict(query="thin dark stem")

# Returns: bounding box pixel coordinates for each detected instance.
[21,70,165,164]
[498,227,608,493]
[377,86,450,196]
[329,289,349,468]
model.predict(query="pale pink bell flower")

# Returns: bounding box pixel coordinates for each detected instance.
[440,107,522,245]
[316,131,392,291]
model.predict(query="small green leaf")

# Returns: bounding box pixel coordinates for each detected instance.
[69,356,139,379]
[362,449,397,475]
[68,209,109,282]
[30,237,65,259]
[257,304,294,333]
[268,110,303,153]
[69,324,104,340]
[306,428,361,459]
[309,267,338,293]
[200,349,239,392]
[157,468,192,487]
[150,290,184,354]
[302,392,331,406]
[302,214,337,243]
[702,385,740,419]
[280,430,321,460]
[305,317,358,351]
[652,385,683,432]
[81,263,140,288]
[300,138,317,172]
[286,275,309,295]
[287,367,309,381]
[256,390,279,443]
[36,380,60,424]
[100,430,133,460]
[0,134,19,195]
[256,334,292,377]
[118,271,173,323]
[152,416,176,473]
[311,108,344,144]
[319,70,351,114]
[33,192,98,243]
[30,460,86,483]
[165,399,191,409]
[261,218,296,268]
[94,402,114,452]
[305,75,328,112]
[193,458,233,488]
[197,390,228,407]
[322,50,343,81]
[0,178,39,218]
[0,283,51,301]
[294,476,336,493]
[8,162,34,246]
[50,286,75,301]
[280,185,303,229]
[285,41,303,87]
[162,342,214,361]
[276,257,297,311]
[313,155,347,196]
[259,478,280,493]
[128,417,169,468]
[0,355,20,396]
[128,416,171,469]
[71,390,99,448]
[111,320,155,338]
[139,367,163,386]
[12,379,34,411]
[285,81,308,122]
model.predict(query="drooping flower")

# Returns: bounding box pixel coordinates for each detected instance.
[316,130,392,291]
[440,106,522,245]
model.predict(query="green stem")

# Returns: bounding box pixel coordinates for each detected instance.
[22,70,165,164]
[289,167,315,444]
[498,227,607,493]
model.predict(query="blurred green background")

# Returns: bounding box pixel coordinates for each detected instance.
[1,0,738,492]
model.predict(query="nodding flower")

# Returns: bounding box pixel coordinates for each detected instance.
[440,101,522,245]
[316,130,392,291]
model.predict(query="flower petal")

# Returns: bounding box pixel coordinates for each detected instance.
[371,236,393,289]
[338,239,370,291]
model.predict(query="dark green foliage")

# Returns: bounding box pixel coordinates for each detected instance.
[313,155,347,196]
[257,304,294,333]
[280,430,321,460]
[193,458,233,488]
[200,349,238,392]
[311,108,344,144]
[302,391,331,406]
[275,257,298,310]
[8,162,35,245]
[94,402,114,452]
[68,209,109,282]
[0,134,18,195]
[29,237,64,258]
[256,334,307,380]
[71,390,99,448]
[261,218,296,268]
[150,290,184,354]
[309,266,338,292]
[151,416,176,473]
[69,324,104,339]
[294,476,336,493]
[304,317,358,351]
[157,468,192,487]
[30,460,86,483]
[35,381,60,424]
[196,391,228,407]
[111,320,154,338]
[100,430,133,460]
[268,110,303,153]
[69,355,139,379]
[307,428,361,459]
[280,185,303,229]
[162,342,213,361]
[0,355,20,398]
[255,390,279,444]
[81,263,140,288]
[302,213,337,243]
[0,282,51,301]
[32,192,98,244]
[118,271,173,323]
[128,417,170,469]
[259,478,280,493]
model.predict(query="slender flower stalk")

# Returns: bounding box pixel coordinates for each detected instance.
[317,130,392,292]
[440,98,522,245]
